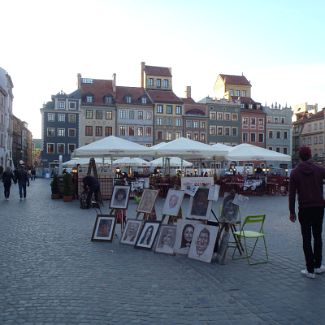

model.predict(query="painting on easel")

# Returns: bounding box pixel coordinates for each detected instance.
[110,185,131,210]
[162,189,185,217]
[136,189,159,214]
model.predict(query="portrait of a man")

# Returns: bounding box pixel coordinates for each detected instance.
[188,224,218,263]
[120,220,142,245]
[110,185,130,209]
[162,189,185,216]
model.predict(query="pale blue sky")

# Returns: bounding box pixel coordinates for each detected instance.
[1,0,325,138]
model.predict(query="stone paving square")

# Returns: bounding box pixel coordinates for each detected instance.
[0,179,325,324]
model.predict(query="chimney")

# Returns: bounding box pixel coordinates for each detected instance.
[185,86,191,99]
[112,73,116,95]
[140,62,145,88]
[77,73,81,88]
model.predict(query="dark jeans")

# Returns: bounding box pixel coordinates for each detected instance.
[4,183,11,198]
[18,182,27,198]
[298,206,324,273]
[86,186,100,206]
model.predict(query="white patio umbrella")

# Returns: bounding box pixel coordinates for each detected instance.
[211,143,232,153]
[226,143,291,162]
[148,137,227,159]
[73,136,150,157]
[62,157,111,167]
[149,157,193,167]
[112,157,150,167]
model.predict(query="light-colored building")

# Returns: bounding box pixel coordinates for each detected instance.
[292,102,317,122]
[214,74,251,100]
[0,67,13,168]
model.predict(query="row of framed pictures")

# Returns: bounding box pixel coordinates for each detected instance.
[110,184,240,223]
[91,215,222,263]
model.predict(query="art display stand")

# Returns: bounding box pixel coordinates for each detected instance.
[135,209,157,222]
[109,208,126,235]
[87,158,103,205]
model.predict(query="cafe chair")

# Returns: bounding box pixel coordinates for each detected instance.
[232,214,268,265]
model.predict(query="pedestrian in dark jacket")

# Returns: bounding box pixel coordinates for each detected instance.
[2,167,16,200]
[82,175,100,206]
[289,146,325,278]
[15,165,30,200]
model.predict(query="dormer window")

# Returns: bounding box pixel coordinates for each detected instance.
[141,97,147,104]
[156,79,161,88]
[86,95,93,103]
[58,101,65,109]
[163,79,169,89]
[104,96,113,105]
[148,78,154,87]
[125,96,132,104]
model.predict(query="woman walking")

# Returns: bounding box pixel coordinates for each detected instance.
[2,167,16,200]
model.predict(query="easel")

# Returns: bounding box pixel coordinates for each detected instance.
[109,208,126,236]
[135,209,157,222]
[87,157,103,205]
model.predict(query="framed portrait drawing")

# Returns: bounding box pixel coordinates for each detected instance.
[135,221,160,249]
[187,187,212,220]
[162,189,185,216]
[188,224,218,263]
[136,189,159,214]
[110,185,131,210]
[174,219,203,255]
[120,219,143,245]
[219,192,240,224]
[154,225,177,255]
[91,215,116,242]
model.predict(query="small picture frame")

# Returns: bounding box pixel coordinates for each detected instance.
[135,221,160,249]
[188,224,218,263]
[137,189,159,214]
[174,219,203,255]
[187,187,212,220]
[91,215,116,242]
[219,192,240,224]
[110,185,131,209]
[162,189,185,216]
[154,225,177,255]
[120,219,143,245]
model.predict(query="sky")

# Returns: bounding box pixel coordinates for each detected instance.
[1,0,325,138]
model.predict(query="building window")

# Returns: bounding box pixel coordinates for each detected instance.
[200,133,206,142]
[200,121,206,128]
[193,121,199,128]
[225,113,230,121]
[210,112,216,119]
[314,136,318,144]
[85,126,93,136]
[138,111,143,120]
[284,131,288,139]
[58,101,65,109]
[47,143,55,154]
[186,132,191,139]
[258,118,264,126]
[47,128,55,137]
[250,117,256,126]
[186,120,192,128]
[48,113,55,121]
[146,111,152,120]
[175,132,181,139]
[242,133,248,142]
[230,89,234,96]
[175,106,182,115]
[258,133,264,143]
[105,96,113,105]
[125,96,132,104]
[269,131,273,139]
[156,79,161,88]
[276,147,280,152]
[95,126,103,137]
[319,135,323,144]
[268,147,273,151]
[267,116,272,123]
[96,110,103,119]
[156,105,163,114]
[167,117,173,126]
[276,131,281,139]
[148,78,153,87]
[166,105,173,114]
[105,127,112,136]
[68,144,76,153]
[68,114,76,123]
[250,133,256,142]
[194,133,199,141]
[157,131,163,140]
[163,79,169,88]
[145,127,152,137]
[57,128,65,137]
[119,126,126,136]
[86,96,93,103]
[68,128,76,137]
[127,110,134,120]
[242,117,248,126]
[58,114,65,122]
[141,97,147,104]
[57,143,65,154]
[217,112,223,120]
[69,102,76,110]
[119,110,127,119]
[86,110,93,119]
[283,147,288,154]
[217,126,223,135]
[274,117,279,123]
[232,113,238,121]
[281,117,285,124]
[241,90,246,97]
[224,127,230,136]
[105,111,112,120]
[156,118,163,125]
[175,118,182,127]
[129,126,135,136]
[166,131,172,140]
[209,126,216,135]
[236,90,241,96]
[232,127,237,136]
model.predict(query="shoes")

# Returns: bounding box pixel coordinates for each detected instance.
[315,265,325,274]
[301,269,315,279]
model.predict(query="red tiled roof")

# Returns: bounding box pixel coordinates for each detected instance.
[146,89,183,104]
[144,65,172,77]
[305,110,324,121]
[219,74,251,86]
[181,97,196,104]
[230,96,256,104]
[80,79,113,105]
[115,86,151,104]
[184,103,207,115]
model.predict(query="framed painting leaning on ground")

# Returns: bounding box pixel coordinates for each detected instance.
[154,224,177,255]
[120,219,143,245]
[135,221,160,249]
[91,215,116,242]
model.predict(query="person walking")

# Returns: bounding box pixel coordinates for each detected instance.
[15,162,30,200]
[2,166,16,200]
[289,146,325,279]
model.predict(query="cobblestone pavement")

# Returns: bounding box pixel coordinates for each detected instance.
[1,179,325,324]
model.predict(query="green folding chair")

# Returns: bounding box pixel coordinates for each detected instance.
[232,214,268,265]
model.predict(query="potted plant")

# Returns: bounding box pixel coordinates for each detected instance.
[50,174,61,199]
[63,173,74,202]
